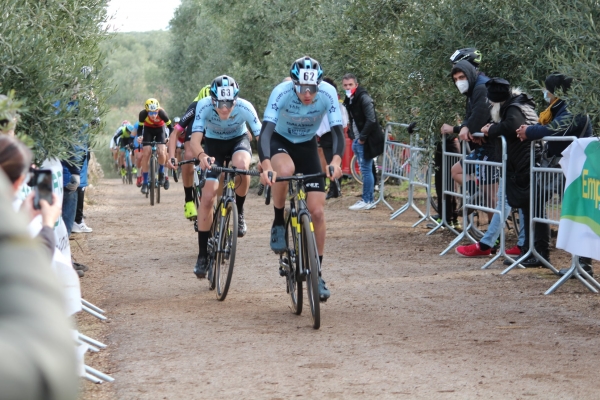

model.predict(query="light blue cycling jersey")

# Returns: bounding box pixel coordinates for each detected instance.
[190,97,261,140]
[263,80,343,143]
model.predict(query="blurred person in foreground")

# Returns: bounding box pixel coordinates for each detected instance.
[0,139,78,399]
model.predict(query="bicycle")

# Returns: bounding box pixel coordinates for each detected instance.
[142,141,162,206]
[121,145,134,185]
[264,167,334,330]
[179,158,260,300]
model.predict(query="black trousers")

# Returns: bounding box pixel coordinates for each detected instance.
[75,187,85,224]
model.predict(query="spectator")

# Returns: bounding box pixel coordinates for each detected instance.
[0,141,78,400]
[437,49,486,228]
[481,78,545,267]
[343,73,385,210]
[72,149,92,233]
[0,135,62,257]
[516,72,593,275]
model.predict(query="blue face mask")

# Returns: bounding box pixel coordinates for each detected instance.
[543,90,552,103]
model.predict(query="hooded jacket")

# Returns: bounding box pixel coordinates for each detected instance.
[452,60,492,136]
[343,86,384,160]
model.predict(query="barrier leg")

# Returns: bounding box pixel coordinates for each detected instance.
[545,256,600,295]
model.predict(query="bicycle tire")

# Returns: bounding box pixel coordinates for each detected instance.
[350,154,389,186]
[157,166,161,204]
[215,201,237,301]
[282,210,302,315]
[149,156,155,206]
[207,202,221,291]
[300,214,320,330]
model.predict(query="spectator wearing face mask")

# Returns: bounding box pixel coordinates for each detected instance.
[481,78,547,268]
[515,72,594,275]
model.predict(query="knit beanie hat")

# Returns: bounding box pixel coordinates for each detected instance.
[545,73,572,94]
[486,78,511,102]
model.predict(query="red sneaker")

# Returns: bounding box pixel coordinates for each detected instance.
[136,176,143,187]
[505,245,521,256]
[455,242,491,257]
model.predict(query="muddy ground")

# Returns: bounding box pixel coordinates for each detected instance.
[75,178,600,399]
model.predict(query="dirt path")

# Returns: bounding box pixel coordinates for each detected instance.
[77,178,600,399]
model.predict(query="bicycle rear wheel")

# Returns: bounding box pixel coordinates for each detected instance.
[149,156,156,205]
[215,201,238,301]
[282,210,302,315]
[350,154,389,186]
[300,214,320,329]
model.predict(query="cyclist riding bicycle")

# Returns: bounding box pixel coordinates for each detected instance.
[111,120,130,171]
[186,76,262,279]
[112,122,136,177]
[167,85,211,220]
[131,121,144,186]
[259,56,345,301]
[137,98,173,194]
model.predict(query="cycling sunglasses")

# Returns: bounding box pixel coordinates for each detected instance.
[213,99,235,109]
[148,111,158,117]
[295,84,318,95]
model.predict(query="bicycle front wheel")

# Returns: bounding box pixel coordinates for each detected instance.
[215,201,238,301]
[149,156,156,205]
[300,214,320,330]
[282,210,302,315]
[350,155,362,184]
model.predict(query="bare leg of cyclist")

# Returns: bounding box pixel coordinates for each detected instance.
[157,144,168,187]
[182,141,197,219]
[232,150,251,237]
[194,179,218,278]
[140,146,151,192]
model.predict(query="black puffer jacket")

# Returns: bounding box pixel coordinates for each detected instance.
[343,86,384,160]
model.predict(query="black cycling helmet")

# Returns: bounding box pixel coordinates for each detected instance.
[290,56,324,85]
[449,48,482,68]
[209,75,240,101]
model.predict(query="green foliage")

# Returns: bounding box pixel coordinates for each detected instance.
[161,0,600,141]
[0,0,112,162]
[101,31,172,109]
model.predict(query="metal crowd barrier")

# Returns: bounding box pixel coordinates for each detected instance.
[80,298,115,383]
[502,136,600,294]
[438,134,509,262]
[377,122,435,227]
[428,135,463,236]
[499,137,600,293]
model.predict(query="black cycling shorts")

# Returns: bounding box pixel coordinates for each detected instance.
[270,132,324,193]
[119,137,134,149]
[204,135,252,180]
[142,126,166,145]
[184,122,194,142]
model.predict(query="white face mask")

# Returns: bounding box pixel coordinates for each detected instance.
[455,80,469,94]
[345,89,353,97]
[543,89,552,103]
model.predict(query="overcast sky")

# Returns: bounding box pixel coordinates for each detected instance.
[105,0,182,32]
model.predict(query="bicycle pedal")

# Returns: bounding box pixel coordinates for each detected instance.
[278,267,287,277]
